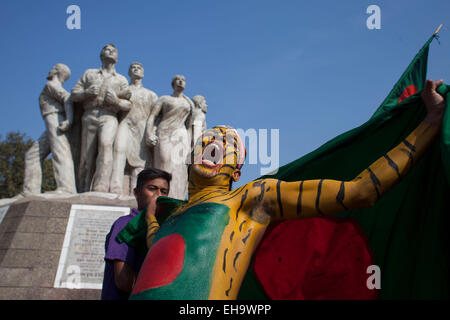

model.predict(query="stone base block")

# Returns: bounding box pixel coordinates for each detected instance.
[0,193,136,300]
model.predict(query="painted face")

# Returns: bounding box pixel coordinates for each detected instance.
[191,126,245,180]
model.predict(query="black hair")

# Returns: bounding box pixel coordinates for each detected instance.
[136,168,172,190]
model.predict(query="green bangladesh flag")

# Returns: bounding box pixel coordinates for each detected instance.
[119,32,450,300]
[239,32,450,300]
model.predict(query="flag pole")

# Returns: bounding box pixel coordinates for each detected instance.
[433,24,443,36]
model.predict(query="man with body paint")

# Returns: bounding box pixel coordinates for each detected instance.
[128,79,445,299]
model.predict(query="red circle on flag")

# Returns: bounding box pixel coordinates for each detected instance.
[253,217,377,300]
[132,233,185,295]
[398,85,418,103]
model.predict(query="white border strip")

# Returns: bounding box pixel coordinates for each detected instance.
[53,204,131,289]
[0,205,9,225]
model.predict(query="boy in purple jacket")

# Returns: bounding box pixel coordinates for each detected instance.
[101,168,171,300]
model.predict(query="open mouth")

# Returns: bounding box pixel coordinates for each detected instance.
[200,141,224,168]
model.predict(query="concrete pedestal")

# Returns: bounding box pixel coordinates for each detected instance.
[0,193,136,300]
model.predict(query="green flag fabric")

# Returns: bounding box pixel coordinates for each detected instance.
[116,196,186,256]
[118,34,450,299]
[251,34,450,299]
[371,34,433,118]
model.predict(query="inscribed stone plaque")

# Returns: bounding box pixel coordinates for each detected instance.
[54,204,131,289]
[0,205,9,225]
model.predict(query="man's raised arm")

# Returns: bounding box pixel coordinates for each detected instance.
[260,79,446,221]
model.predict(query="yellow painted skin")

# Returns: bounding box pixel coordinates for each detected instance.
[144,117,440,299]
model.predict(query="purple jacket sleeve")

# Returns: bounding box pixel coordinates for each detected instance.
[104,216,136,265]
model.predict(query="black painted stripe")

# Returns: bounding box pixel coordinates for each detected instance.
[336,181,348,211]
[199,193,231,204]
[225,133,238,144]
[222,248,228,273]
[402,139,416,152]
[229,231,235,242]
[225,278,233,297]
[276,180,283,218]
[146,226,159,233]
[384,154,401,178]
[242,229,252,244]
[221,164,236,170]
[233,252,241,271]
[239,220,246,232]
[297,181,303,216]
[202,133,216,138]
[203,131,221,138]
[221,186,246,202]
[215,186,229,190]
[257,181,266,202]
[400,148,415,165]
[189,194,220,207]
[217,172,231,178]
[235,189,249,220]
[229,185,246,196]
[315,180,324,216]
[195,189,227,201]
[188,194,223,207]
[367,168,381,200]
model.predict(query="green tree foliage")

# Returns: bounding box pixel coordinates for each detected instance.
[0,132,55,199]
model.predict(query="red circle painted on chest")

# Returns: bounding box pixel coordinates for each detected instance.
[132,233,185,295]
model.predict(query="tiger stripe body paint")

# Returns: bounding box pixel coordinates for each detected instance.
[130,121,440,300]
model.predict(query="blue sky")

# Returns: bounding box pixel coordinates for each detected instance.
[1,0,449,188]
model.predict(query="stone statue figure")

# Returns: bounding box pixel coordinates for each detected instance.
[23,63,77,195]
[110,62,158,195]
[145,75,193,200]
[71,44,132,193]
[191,95,208,146]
